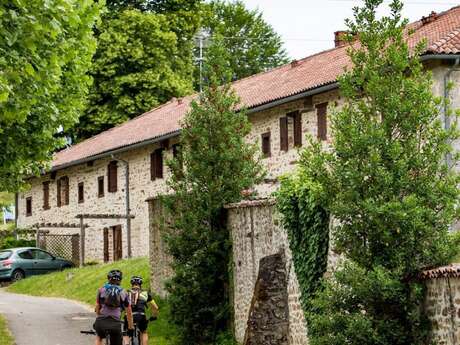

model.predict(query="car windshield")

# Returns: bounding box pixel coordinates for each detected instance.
[0,251,12,260]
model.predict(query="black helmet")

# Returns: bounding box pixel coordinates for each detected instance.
[130,276,143,286]
[108,270,122,282]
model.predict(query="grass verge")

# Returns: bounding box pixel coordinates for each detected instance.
[0,314,14,345]
[7,257,177,345]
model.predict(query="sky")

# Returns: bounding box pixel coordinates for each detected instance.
[240,0,459,59]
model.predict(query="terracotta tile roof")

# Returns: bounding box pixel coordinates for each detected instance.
[52,6,460,170]
[420,264,460,280]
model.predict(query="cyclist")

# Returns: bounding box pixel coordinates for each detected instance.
[94,270,134,345]
[123,275,159,345]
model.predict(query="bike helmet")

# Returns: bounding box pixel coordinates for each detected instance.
[107,269,122,282]
[130,276,143,286]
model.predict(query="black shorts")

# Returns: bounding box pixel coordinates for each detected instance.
[94,317,123,345]
[124,314,148,333]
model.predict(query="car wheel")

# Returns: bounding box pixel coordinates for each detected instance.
[11,269,25,282]
[61,265,71,271]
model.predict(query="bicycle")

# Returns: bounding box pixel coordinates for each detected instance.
[81,329,118,345]
[124,323,141,345]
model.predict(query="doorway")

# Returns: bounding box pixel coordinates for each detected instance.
[103,225,122,262]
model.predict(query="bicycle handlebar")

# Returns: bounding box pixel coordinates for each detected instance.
[80,330,97,335]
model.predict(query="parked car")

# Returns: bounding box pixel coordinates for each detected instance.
[0,247,74,281]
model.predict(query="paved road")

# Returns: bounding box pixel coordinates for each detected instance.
[0,289,96,345]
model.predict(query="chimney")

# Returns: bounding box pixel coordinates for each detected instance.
[334,31,349,48]
[291,59,300,68]
[421,11,438,25]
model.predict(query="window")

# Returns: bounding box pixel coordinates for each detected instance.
[261,132,271,158]
[151,148,164,180]
[316,102,328,141]
[32,249,53,260]
[18,250,33,260]
[288,111,302,147]
[57,176,69,207]
[98,176,104,198]
[108,161,118,193]
[26,197,32,217]
[279,117,288,151]
[0,251,12,260]
[43,181,50,210]
[172,144,181,160]
[78,182,84,204]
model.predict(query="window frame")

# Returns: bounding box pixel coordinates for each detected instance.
[26,197,32,217]
[78,182,84,204]
[261,132,271,158]
[43,181,50,210]
[151,148,164,180]
[98,176,105,198]
[108,161,118,193]
[316,102,328,141]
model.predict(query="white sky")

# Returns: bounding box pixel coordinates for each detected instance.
[241,0,459,59]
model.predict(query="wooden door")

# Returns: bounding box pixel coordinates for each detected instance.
[112,225,122,261]
[103,228,109,263]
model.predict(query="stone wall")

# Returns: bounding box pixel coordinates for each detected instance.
[423,265,460,345]
[227,199,309,345]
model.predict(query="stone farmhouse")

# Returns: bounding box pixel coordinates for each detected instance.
[15,7,460,344]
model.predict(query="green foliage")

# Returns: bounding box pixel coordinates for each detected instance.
[308,262,431,345]
[8,257,179,345]
[289,1,460,344]
[201,0,289,84]
[74,8,193,139]
[162,40,264,345]
[276,174,329,313]
[0,0,100,191]
[0,314,13,345]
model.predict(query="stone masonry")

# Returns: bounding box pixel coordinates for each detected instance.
[226,199,309,345]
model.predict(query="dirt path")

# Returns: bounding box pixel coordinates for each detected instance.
[0,289,96,345]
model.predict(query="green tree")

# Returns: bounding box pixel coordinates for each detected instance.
[74,9,193,140]
[0,0,99,190]
[199,0,289,86]
[292,1,459,344]
[163,40,264,344]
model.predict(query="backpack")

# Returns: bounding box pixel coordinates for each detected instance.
[103,284,122,308]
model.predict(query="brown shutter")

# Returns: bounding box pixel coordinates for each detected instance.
[316,102,328,141]
[108,161,118,193]
[113,225,122,261]
[292,111,302,147]
[78,182,84,203]
[98,176,104,197]
[63,177,69,205]
[103,228,109,262]
[57,179,61,207]
[261,132,271,157]
[156,149,164,179]
[280,117,288,151]
[43,182,50,210]
[150,152,156,181]
[26,197,32,216]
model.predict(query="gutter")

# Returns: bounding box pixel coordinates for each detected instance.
[49,54,460,173]
[50,131,180,172]
[111,155,132,259]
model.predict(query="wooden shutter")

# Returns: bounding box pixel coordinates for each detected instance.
[261,132,271,157]
[156,149,164,179]
[62,177,69,205]
[98,176,104,197]
[108,161,118,193]
[291,111,302,147]
[26,197,32,216]
[57,178,61,207]
[151,149,164,180]
[150,152,156,181]
[113,225,122,261]
[316,102,328,141]
[103,228,109,262]
[78,182,84,203]
[43,182,50,210]
[280,117,288,151]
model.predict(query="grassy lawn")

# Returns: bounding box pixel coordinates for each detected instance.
[0,314,14,345]
[7,257,178,345]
